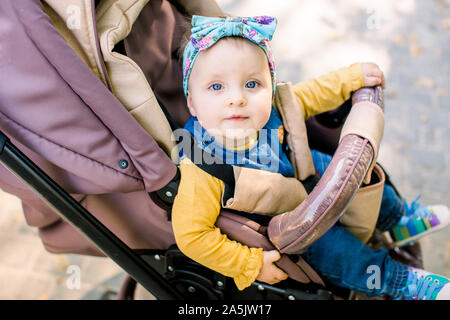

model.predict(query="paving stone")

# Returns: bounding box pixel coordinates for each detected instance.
[0,266,56,300]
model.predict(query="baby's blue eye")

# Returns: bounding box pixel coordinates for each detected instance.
[210,83,223,91]
[246,81,258,89]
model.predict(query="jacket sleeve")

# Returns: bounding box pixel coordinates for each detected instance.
[171,158,264,290]
[293,63,365,120]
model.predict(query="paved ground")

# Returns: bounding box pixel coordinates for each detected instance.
[0,0,448,299]
[0,190,126,299]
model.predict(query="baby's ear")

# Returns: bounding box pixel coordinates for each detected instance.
[186,92,197,116]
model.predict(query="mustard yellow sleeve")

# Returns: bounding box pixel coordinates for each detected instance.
[171,157,263,290]
[293,62,365,120]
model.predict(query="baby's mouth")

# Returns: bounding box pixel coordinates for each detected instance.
[226,115,249,121]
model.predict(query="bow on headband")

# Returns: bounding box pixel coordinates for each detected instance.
[182,15,278,96]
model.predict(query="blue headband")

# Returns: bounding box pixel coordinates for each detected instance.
[182,15,278,96]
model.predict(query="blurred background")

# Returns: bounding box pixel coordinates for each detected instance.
[0,0,448,299]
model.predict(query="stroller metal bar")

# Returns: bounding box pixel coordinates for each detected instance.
[0,131,182,300]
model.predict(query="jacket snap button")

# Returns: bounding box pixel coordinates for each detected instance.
[118,159,128,169]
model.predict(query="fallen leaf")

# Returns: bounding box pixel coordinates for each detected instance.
[414,76,435,88]
[407,34,418,42]
[393,34,405,45]
[38,293,48,300]
[55,254,69,272]
[435,88,448,97]
[326,29,343,40]
[410,44,423,56]
[13,212,23,222]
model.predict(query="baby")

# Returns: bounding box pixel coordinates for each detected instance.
[172,15,450,299]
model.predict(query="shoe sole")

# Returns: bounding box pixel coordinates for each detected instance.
[394,221,449,247]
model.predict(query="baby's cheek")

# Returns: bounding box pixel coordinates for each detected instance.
[259,106,272,127]
[202,117,223,134]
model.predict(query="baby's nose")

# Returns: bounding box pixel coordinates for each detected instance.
[227,91,247,107]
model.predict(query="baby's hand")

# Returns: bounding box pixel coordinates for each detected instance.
[361,62,386,89]
[256,250,288,285]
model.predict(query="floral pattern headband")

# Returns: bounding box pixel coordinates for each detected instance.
[182,15,278,96]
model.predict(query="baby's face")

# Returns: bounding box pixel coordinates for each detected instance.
[187,38,273,146]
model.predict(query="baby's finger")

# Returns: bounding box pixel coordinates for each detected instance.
[365,76,382,87]
[270,267,288,283]
[272,262,288,281]
[266,250,281,262]
[266,251,288,280]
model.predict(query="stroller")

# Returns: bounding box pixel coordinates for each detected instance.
[0,0,423,300]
